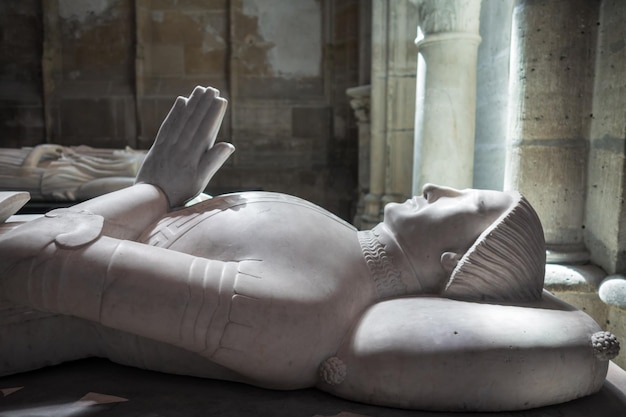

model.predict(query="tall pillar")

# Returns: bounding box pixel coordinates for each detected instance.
[134,0,149,147]
[42,0,61,144]
[380,1,419,209]
[364,0,418,228]
[473,0,514,191]
[411,0,482,194]
[362,0,387,228]
[505,0,599,264]
[585,0,626,274]
[347,85,371,229]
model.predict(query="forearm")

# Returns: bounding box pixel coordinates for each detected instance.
[69,87,232,240]
[72,183,169,240]
[2,235,235,354]
[2,237,119,322]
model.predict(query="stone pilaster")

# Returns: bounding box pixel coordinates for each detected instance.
[504,0,599,264]
[411,0,482,194]
[366,0,419,227]
[134,0,149,145]
[41,0,61,144]
[585,0,626,274]
[364,0,387,228]
[473,0,514,191]
[347,85,372,229]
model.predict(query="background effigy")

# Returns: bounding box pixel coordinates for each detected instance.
[0,145,145,202]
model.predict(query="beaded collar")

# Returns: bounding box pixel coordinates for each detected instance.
[358,228,408,299]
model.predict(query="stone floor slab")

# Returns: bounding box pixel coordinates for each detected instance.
[1,358,626,417]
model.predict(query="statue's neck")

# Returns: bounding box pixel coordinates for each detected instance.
[358,224,423,299]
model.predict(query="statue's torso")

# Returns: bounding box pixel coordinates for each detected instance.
[137,192,377,387]
[139,192,359,263]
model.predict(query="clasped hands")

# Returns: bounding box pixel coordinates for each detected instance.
[136,86,235,208]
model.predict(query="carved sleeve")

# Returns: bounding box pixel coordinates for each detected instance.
[1,225,241,356]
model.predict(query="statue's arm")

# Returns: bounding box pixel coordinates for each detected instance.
[1,216,235,355]
[69,183,168,241]
[134,86,233,209]
[70,86,234,240]
[21,144,64,167]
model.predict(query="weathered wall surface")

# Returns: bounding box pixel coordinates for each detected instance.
[505,0,597,259]
[0,0,361,220]
[0,1,44,147]
[44,0,136,148]
[586,0,626,274]
[473,0,513,191]
[135,0,230,147]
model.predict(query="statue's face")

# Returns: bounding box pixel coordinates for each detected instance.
[383,184,514,291]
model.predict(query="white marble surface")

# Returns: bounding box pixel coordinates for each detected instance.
[0,145,145,201]
[0,86,619,412]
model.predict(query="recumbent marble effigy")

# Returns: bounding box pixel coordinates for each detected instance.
[0,144,146,201]
[0,86,620,412]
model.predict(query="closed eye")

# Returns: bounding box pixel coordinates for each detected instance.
[422,184,437,203]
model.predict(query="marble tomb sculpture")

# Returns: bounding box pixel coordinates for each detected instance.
[0,144,146,201]
[0,87,620,412]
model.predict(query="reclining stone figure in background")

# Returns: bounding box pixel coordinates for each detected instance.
[0,143,145,201]
[0,87,619,412]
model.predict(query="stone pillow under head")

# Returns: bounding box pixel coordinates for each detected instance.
[318,291,615,412]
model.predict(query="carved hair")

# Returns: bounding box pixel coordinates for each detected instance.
[442,193,545,302]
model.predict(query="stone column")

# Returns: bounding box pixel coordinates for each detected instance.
[380,1,419,210]
[42,0,61,143]
[473,0,514,191]
[363,0,387,229]
[585,0,626,274]
[365,0,418,228]
[504,0,598,264]
[347,85,371,230]
[134,0,149,147]
[411,0,482,194]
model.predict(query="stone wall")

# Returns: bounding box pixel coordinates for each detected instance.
[0,1,45,147]
[586,0,626,275]
[43,0,136,149]
[135,0,230,148]
[0,0,361,220]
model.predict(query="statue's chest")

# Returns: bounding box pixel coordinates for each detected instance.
[138,192,358,265]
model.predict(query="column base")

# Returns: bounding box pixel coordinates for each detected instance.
[358,193,383,230]
[546,244,590,264]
